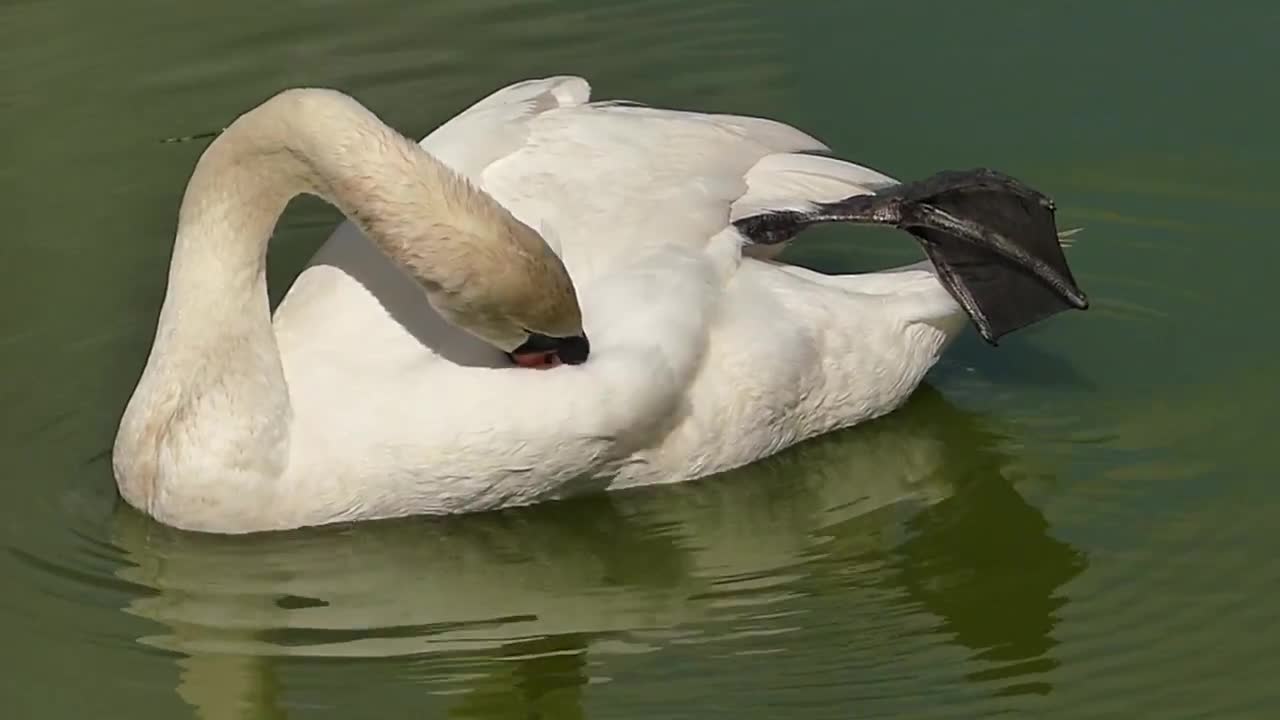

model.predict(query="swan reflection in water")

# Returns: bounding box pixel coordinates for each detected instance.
[109,386,1085,717]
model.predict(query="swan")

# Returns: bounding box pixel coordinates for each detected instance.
[113,76,1087,533]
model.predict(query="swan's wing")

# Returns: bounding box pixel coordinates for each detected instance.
[419,76,593,179]
[474,101,834,276]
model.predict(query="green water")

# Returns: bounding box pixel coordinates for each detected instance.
[2,1,1277,717]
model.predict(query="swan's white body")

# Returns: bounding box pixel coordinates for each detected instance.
[117,76,972,533]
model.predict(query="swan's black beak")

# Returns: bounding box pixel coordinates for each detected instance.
[508,332,590,369]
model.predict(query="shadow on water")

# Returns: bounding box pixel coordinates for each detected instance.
[91,384,1085,717]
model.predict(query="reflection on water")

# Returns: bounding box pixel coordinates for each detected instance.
[443,635,593,720]
[890,479,1084,696]
[99,388,1082,717]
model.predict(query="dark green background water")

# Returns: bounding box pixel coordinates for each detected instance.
[2,1,1277,717]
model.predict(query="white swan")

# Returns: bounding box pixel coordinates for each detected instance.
[113,76,1086,533]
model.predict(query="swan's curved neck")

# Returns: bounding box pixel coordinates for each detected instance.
[114,89,486,526]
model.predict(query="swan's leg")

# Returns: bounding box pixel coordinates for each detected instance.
[734,169,1088,344]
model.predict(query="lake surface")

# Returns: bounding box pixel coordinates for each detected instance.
[2,1,1277,717]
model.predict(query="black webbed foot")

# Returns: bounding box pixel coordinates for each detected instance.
[735,168,1088,344]
[873,169,1087,343]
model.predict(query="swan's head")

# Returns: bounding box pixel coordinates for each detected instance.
[344,138,590,367]
[412,211,589,368]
